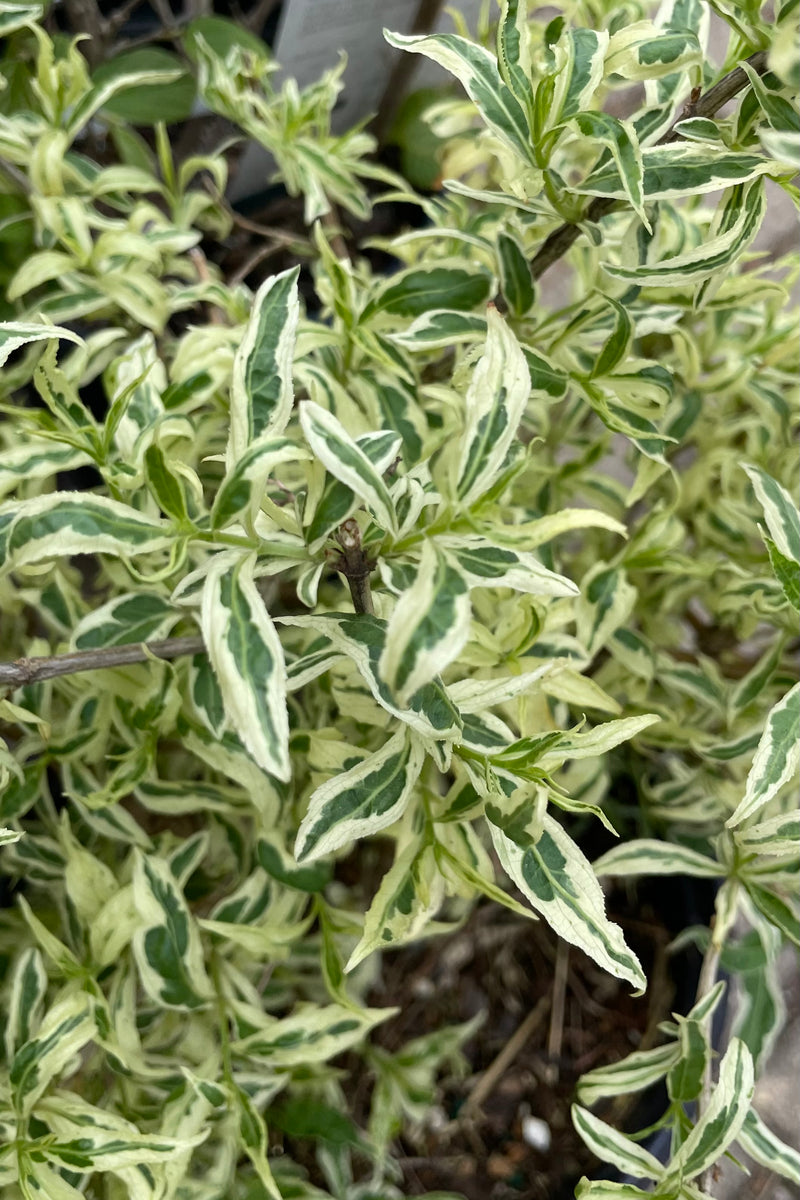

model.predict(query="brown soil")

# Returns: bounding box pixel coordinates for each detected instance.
[358,897,677,1200]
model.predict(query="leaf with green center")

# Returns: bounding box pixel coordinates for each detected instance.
[346,840,445,971]
[726,682,800,827]
[577,1043,680,1106]
[228,266,300,464]
[200,552,290,782]
[593,840,725,879]
[454,306,531,507]
[579,144,776,202]
[0,321,84,368]
[385,30,534,165]
[571,1105,664,1179]
[497,230,535,317]
[736,1108,800,1186]
[606,179,766,287]
[1,493,172,573]
[551,29,608,124]
[490,814,646,990]
[668,1016,709,1102]
[439,535,579,598]
[662,1038,754,1184]
[362,262,492,321]
[570,113,647,227]
[305,429,401,551]
[299,400,398,535]
[131,851,212,1010]
[379,542,471,706]
[743,462,800,565]
[278,613,462,741]
[497,0,533,106]
[295,730,424,862]
[10,991,96,1114]
[213,436,306,531]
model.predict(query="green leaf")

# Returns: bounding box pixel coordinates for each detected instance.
[257,834,332,892]
[380,542,471,705]
[385,29,534,165]
[279,613,463,741]
[571,1104,664,1179]
[362,262,492,321]
[183,14,268,62]
[497,230,535,317]
[726,682,800,827]
[346,840,444,971]
[736,1107,800,1186]
[86,49,195,127]
[0,320,84,367]
[745,883,800,946]
[295,730,424,862]
[764,536,800,611]
[576,1043,680,1106]
[200,552,290,782]
[455,306,531,506]
[131,850,212,1010]
[0,493,172,573]
[491,814,646,990]
[593,840,725,879]
[300,401,398,535]
[662,1038,754,1183]
[144,443,190,524]
[229,266,301,464]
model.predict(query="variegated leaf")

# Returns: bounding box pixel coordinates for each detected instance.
[4,947,47,1062]
[551,29,608,124]
[295,730,424,862]
[9,991,96,1114]
[379,542,471,705]
[213,436,305,531]
[131,851,212,1010]
[70,591,180,650]
[385,29,534,165]
[300,400,398,535]
[346,840,445,971]
[200,552,290,782]
[231,1002,392,1068]
[0,493,172,572]
[305,429,401,551]
[726,682,800,827]
[490,814,646,990]
[570,112,647,226]
[279,613,463,741]
[593,839,725,879]
[577,1042,680,1105]
[228,266,300,463]
[571,1104,664,1179]
[497,0,533,106]
[662,1039,754,1184]
[579,144,776,202]
[439,535,579,597]
[606,179,766,286]
[454,306,530,506]
[362,261,492,321]
[736,1107,800,1186]
[0,320,84,367]
[497,230,535,317]
[743,462,800,566]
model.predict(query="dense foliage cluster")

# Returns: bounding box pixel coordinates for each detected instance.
[0,0,798,1196]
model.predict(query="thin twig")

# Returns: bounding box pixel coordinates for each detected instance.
[530,50,770,281]
[0,635,205,690]
[546,941,569,1084]
[462,993,551,1117]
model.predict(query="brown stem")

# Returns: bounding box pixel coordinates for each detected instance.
[335,519,375,615]
[0,635,205,690]
[530,51,770,281]
[695,930,723,1195]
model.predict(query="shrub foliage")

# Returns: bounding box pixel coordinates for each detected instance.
[0,0,798,1196]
